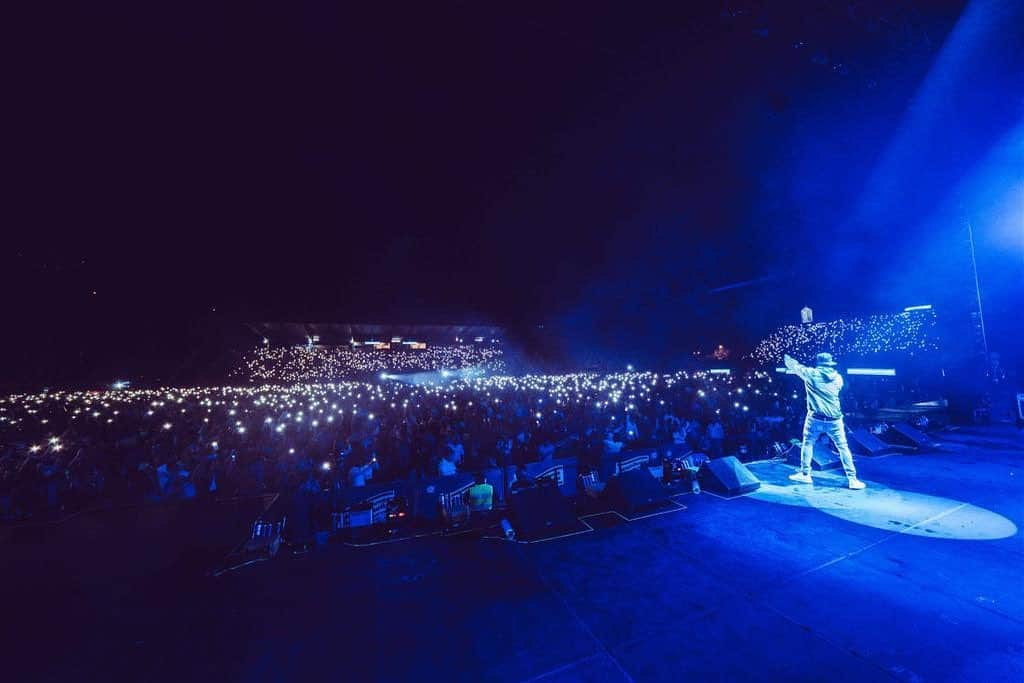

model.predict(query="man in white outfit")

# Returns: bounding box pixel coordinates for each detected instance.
[784,352,866,490]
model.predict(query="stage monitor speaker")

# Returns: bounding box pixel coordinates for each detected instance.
[848,428,889,456]
[698,456,761,497]
[786,439,841,470]
[603,468,667,514]
[510,486,577,541]
[889,422,936,449]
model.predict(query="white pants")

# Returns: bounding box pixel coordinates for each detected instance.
[800,414,857,478]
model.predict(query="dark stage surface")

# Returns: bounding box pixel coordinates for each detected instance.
[10,427,1023,682]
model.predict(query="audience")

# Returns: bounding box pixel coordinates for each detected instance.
[0,364,916,521]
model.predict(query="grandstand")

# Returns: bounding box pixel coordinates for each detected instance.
[244,322,504,347]
[233,344,506,383]
[748,307,941,368]
[229,323,508,383]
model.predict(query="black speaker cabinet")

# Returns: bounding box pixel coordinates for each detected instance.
[888,422,936,449]
[698,456,761,497]
[847,428,890,456]
[603,468,667,514]
[786,438,841,470]
[510,486,577,541]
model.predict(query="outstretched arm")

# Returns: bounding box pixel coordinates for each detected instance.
[784,354,813,381]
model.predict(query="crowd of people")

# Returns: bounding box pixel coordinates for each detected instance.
[233,344,506,383]
[748,309,939,366]
[0,367,832,521]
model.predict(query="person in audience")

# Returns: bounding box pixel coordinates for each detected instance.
[672,421,689,449]
[602,429,624,455]
[624,412,639,442]
[537,439,555,463]
[288,471,321,547]
[707,419,725,457]
[437,451,457,477]
[446,436,464,466]
[348,458,375,487]
[511,464,534,492]
[155,461,171,495]
[467,472,493,512]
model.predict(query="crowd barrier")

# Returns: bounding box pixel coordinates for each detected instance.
[258,445,696,547]
[327,446,666,519]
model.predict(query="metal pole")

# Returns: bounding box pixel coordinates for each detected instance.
[965,218,989,356]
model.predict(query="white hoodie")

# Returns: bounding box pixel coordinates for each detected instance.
[784,355,844,419]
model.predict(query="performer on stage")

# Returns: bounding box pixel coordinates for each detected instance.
[784,352,866,490]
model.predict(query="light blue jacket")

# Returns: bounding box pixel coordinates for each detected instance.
[784,356,844,419]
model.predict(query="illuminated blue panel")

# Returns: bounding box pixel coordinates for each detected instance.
[775,368,787,373]
[709,369,731,375]
[847,368,897,376]
[903,305,933,311]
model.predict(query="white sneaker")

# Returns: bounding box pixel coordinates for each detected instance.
[847,477,866,490]
[789,472,813,484]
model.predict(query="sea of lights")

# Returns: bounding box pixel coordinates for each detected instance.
[749,309,939,366]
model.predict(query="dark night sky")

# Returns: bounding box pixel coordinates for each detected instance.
[6,1,1021,386]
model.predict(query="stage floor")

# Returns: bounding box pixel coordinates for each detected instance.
[11,426,1024,682]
